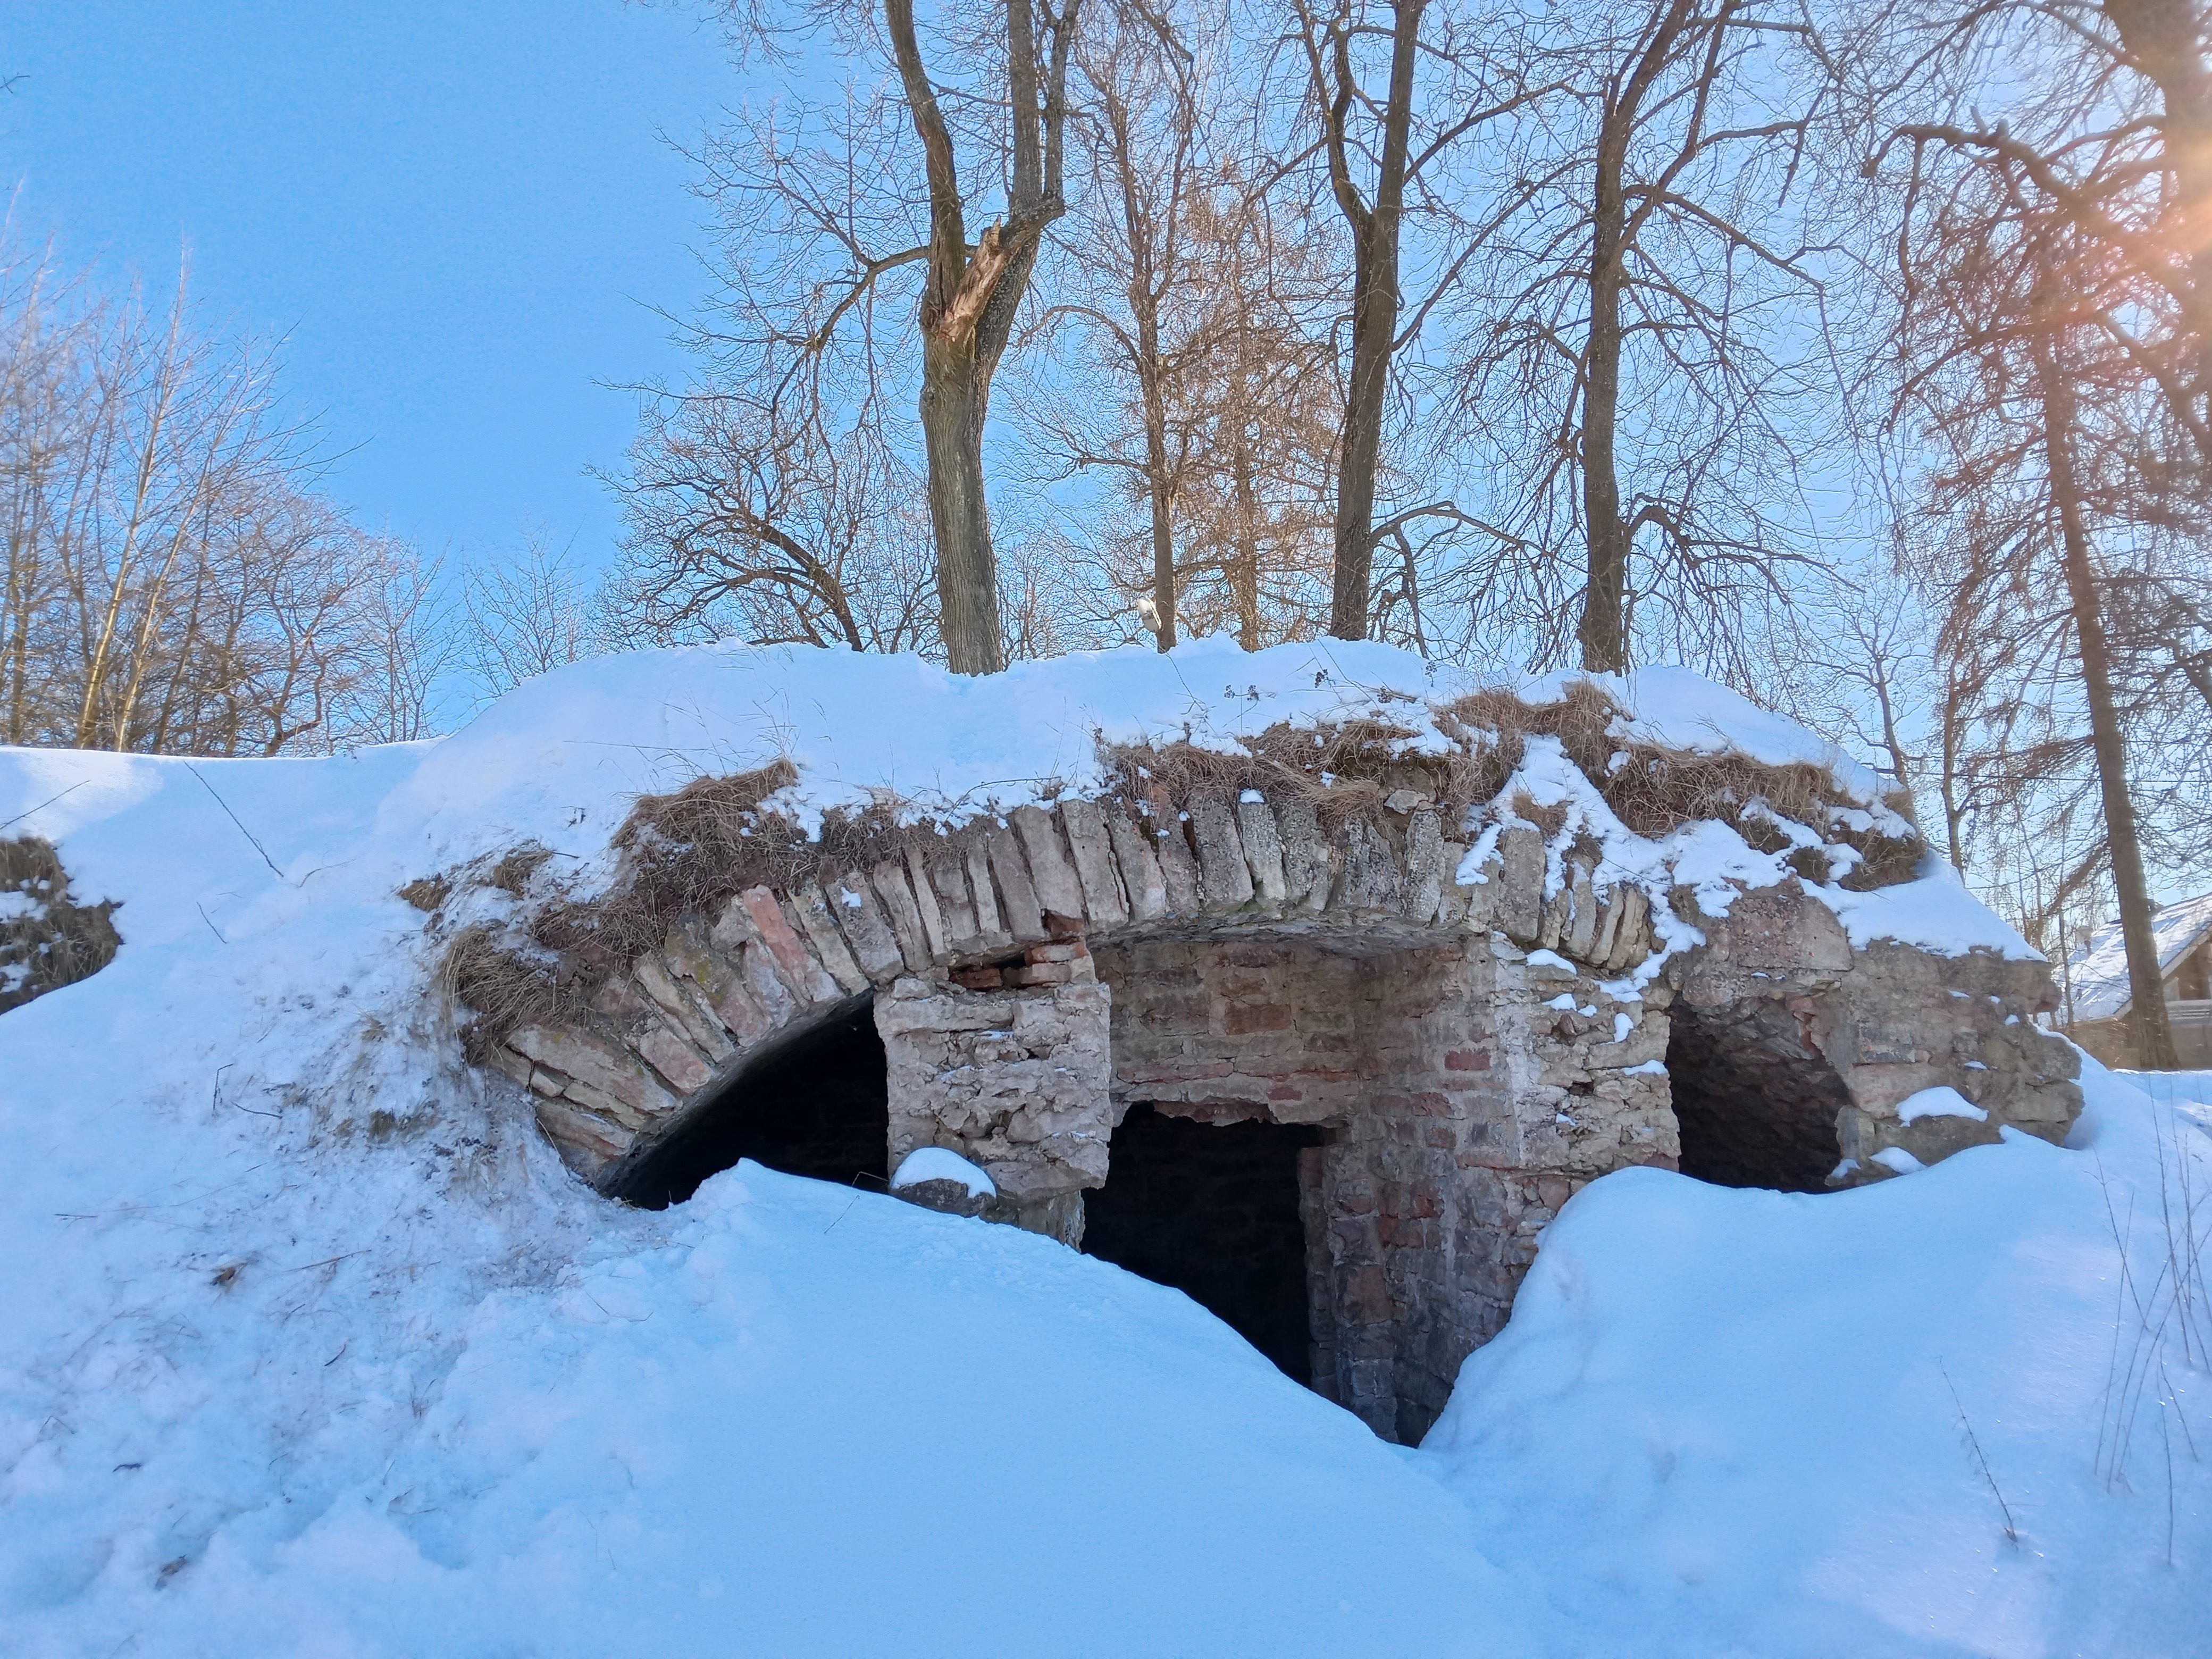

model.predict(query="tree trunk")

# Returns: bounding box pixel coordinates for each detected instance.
[919,333,1004,675]
[2037,341,2177,1068]
[1325,0,1422,642]
[1578,97,1630,673]
[1143,369,1176,652]
[1232,421,1261,650]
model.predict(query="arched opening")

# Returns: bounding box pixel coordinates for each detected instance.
[1665,998,1850,1192]
[611,995,887,1209]
[1081,1104,1324,1383]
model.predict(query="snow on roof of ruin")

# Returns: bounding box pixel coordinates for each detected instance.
[2063,890,2212,1022]
[0,635,2026,968]
[379,635,1890,859]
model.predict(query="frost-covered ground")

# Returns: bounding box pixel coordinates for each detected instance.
[1,639,2207,1657]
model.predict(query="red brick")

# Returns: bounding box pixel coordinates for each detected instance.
[1224,1003,1292,1035]
[1445,1048,1493,1071]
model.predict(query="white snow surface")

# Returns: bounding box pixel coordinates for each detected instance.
[2063,890,2212,1021]
[1896,1086,1991,1125]
[1,639,2206,1656]
[890,1146,996,1197]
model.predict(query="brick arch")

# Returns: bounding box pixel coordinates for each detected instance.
[479,786,1660,1197]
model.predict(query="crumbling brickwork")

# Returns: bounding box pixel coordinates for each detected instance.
[1096,934,1673,1443]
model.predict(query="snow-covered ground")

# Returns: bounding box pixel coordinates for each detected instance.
[1,638,2207,1657]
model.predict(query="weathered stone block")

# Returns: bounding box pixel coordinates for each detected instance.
[986,830,1050,943]
[1275,797,1327,910]
[1152,816,1203,914]
[1060,799,1130,927]
[827,875,907,983]
[1496,826,1545,944]
[869,861,933,971]
[1011,805,1086,926]
[1188,798,1255,911]
[781,882,864,994]
[1237,798,1288,904]
[1333,817,1401,912]
[510,1025,675,1122]
[1104,809,1169,922]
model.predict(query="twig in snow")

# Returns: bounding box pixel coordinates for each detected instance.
[282,1249,365,1273]
[214,1062,276,1120]
[1942,1361,2020,1547]
[0,780,85,834]
[184,763,284,879]
[195,903,227,944]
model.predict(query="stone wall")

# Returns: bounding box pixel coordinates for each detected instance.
[875,970,1112,1244]
[1667,882,2081,1179]
[1096,932,1674,1443]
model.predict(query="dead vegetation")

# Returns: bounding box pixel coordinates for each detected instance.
[1,836,122,1015]
[440,681,1922,1048]
[1107,681,1920,890]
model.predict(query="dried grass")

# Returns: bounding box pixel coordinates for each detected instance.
[438,924,569,1062]
[1109,679,1919,890]
[446,680,1922,1049]
[1,836,121,1015]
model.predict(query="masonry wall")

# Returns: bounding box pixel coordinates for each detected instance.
[1096,933,1675,1443]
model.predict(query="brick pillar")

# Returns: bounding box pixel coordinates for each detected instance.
[874,976,1112,1244]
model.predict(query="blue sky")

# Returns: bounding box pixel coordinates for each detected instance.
[1,1,736,569]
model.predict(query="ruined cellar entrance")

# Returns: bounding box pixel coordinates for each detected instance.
[1081,1104,1323,1382]
[610,995,887,1209]
[1665,998,1850,1193]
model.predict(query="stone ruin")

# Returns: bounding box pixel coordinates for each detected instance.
[430,700,2083,1445]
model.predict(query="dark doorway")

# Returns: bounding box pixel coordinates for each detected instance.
[1082,1105,1322,1381]
[1666,999,1850,1192]
[610,996,887,1209]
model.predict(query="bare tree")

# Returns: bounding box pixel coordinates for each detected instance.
[607,395,935,654]
[1287,0,1540,640]
[1452,1,1839,674]
[1853,0,2212,1067]
[690,0,1084,674]
[0,232,446,756]
[1018,0,1339,649]
[459,527,602,705]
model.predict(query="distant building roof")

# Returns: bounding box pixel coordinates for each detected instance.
[2064,891,2212,1023]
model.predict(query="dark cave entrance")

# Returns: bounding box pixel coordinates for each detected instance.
[1081,1104,1324,1383]
[611,995,887,1209]
[1665,999,1850,1193]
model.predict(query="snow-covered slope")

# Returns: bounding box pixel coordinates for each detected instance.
[2,639,2206,1656]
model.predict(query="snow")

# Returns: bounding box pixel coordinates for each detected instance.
[1870,1145,1929,1175]
[1426,1053,2212,1657]
[2063,890,2212,1021]
[1,639,2205,1656]
[1520,664,1893,806]
[1896,1086,1990,1125]
[0,891,43,923]
[891,1146,996,1197]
